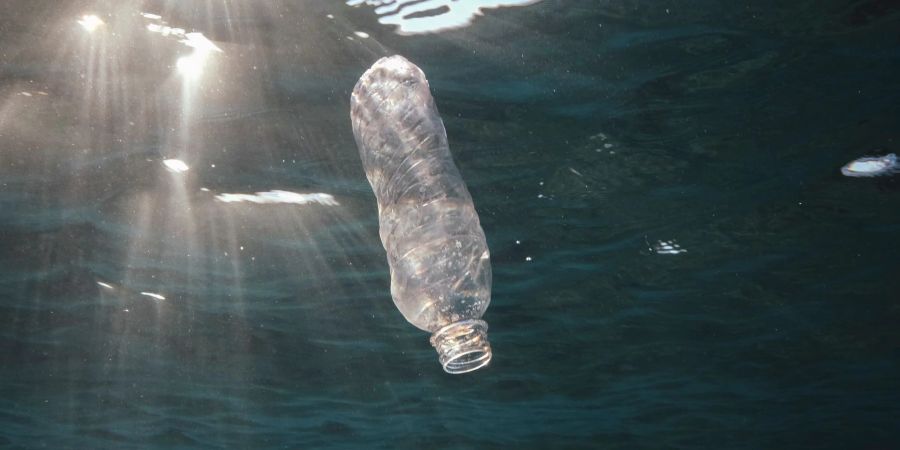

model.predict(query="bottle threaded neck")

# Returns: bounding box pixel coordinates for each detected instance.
[429,319,491,374]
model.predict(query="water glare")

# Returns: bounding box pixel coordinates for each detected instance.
[176,53,207,80]
[77,14,104,33]
[181,32,224,54]
[162,159,190,173]
[347,0,543,35]
[214,191,340,206]
[840,153,899,177]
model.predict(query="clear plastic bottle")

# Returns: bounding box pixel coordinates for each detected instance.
[350,55,492,374]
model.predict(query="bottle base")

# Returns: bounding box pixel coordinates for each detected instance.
[429,319,491,374]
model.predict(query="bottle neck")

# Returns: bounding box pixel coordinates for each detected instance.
[429,319,491,374]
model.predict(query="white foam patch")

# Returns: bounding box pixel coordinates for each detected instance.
[214,190,339,206]
[346,0,543,35]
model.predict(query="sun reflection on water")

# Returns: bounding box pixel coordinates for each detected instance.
[176,53,207,80]
[77,14,104,33]
[140,291,166,300]
[162,159,190,173]
[214,191,340,206]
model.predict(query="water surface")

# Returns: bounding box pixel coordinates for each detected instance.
[1,1,899,448]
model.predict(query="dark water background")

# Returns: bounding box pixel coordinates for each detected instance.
[1,1,899,448]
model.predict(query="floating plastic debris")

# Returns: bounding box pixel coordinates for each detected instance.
[214,191,339,206]
[351,55,493,374]
[841,153,898,177]
[354,31,370,38]
[346,0,543,35]
[162,159,189,173]
[97,281,115,290]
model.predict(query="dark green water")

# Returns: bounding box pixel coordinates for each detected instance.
[1,1,899,448]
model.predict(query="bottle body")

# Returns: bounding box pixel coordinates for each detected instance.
[351,55,492,373]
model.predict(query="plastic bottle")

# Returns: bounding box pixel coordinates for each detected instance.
[350,55,492,374]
